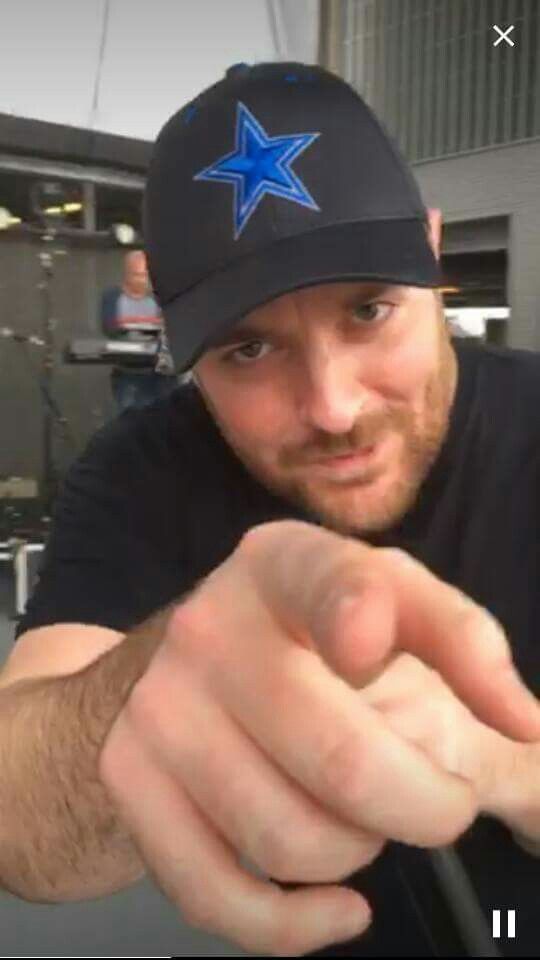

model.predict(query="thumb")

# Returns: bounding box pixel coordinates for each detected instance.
[308,575,399,687]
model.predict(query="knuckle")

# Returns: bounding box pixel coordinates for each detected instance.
[349,832,386,871]
[452,595,484,629]
[126,670,177,749]
[319,734,370,804]
[419,796,477,847]
[181,893,217,933]
[318,551,385,611]
[239,519,307,552]
[448,797,478,842]
[427,820,468,847]
[262,912,309,958]
[253,822,298,881]
[239,521,277,549]
[165,596,227,675]
[455,599,510,652]
[258,819,383,884]
[269,930,305,956]
[315,572,376,638]
[378,545,416,570]
[168,592,215,642]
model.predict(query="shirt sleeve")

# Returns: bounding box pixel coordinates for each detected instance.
[100,287,120,338]
[15,418,186,639]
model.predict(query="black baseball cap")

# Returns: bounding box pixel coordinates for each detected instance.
[143,62,442,373]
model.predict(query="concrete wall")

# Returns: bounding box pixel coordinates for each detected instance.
[413,137,540,351]
[0,235,124,481]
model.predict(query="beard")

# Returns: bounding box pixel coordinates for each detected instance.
[197,310,457,540]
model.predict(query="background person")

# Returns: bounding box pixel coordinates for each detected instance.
[100,249,177,411]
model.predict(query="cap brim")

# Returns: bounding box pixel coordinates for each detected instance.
[163,219,442,372]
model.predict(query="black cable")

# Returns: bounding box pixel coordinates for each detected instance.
[429,847,502,958]
[12,338,80,456]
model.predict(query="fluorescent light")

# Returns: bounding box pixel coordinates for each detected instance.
[112,223,136,245]
[0,207,13,229]
[44,205,63,215]
[63,202,82,213]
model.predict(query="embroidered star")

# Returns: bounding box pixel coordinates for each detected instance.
[193,102,320,239]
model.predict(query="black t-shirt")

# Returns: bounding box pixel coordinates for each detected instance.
[16,341,540,957]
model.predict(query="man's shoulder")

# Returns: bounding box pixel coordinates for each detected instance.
[473,341,540,373]
[80,383,221,479]
[463,342,540,446]
[462,341,540,401]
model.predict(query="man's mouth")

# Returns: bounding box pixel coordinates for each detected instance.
[298,442,382,483]
[314,445,375,465]
[315,443,375,463]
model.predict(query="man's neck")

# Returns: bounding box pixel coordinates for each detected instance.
[122,285,148,299]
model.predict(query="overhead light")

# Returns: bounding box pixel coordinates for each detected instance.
[31,181,67,229]
[112,222,136,245]
[439,286,461,294]
[0,207,16,230]
[8,216,21,225]
[63,202,82,213]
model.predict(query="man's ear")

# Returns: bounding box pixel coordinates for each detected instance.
[426,207,443,260]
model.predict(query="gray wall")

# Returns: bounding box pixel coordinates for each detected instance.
[413,137,540,350]
[320,0,540,352]
[0,234,126,482]
[324,0,540,163]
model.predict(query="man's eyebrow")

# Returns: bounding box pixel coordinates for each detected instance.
[206,285,403,350]
[206,322,265,350]
[346,283,405,302]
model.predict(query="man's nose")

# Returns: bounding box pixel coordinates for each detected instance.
[297,354,366,435]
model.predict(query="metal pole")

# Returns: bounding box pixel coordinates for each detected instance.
[38,242,56,516]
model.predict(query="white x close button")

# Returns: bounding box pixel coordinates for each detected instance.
[493,24,515,46]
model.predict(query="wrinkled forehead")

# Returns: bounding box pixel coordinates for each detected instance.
[251,280,408,313]
[205,281,412,351]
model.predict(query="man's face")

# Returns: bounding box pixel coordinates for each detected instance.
[124,252,150,297]
[193,281,457,538]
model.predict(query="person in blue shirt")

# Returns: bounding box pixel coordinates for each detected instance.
[100,249,177,412]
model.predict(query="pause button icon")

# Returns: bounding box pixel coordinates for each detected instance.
[492,910,516,938]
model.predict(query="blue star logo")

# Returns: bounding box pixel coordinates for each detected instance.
[193,102,320,239]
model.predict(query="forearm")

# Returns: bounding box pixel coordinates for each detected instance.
[0,607,173,903]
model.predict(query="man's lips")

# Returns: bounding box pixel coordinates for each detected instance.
[317,446,374,463]
[285,427,391,471]
[307,444,376,466]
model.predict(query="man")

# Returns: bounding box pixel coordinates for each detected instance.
[2,63,540,957]
[100,248,177,411]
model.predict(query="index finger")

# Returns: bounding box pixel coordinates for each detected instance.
[376,546,540,741]
[242,520,540,742]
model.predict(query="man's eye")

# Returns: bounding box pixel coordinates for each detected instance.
[225,340,271,364]
[352,302,392,324]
